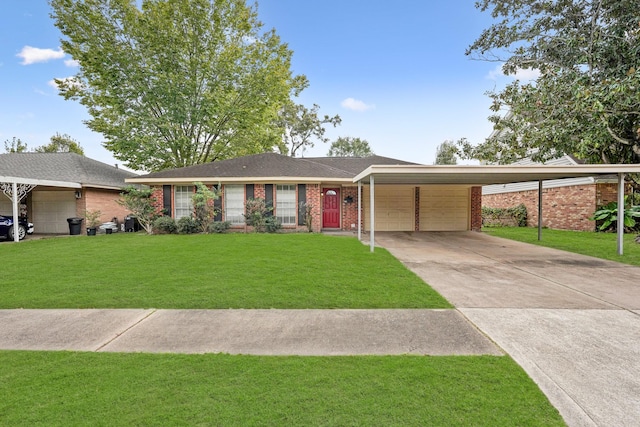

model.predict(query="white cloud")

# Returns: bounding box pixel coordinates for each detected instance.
[17,46,65,65]
[64,58,79,67]
[341,97,375,112]
[486,63,541,81]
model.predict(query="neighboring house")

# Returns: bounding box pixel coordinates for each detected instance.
[482,155,620,231]
[0,153,138,233]
[126,152,485,233]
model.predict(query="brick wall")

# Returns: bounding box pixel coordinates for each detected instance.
[306,184,322,232]
[470,186,482,231]
[341,186,359,231]
[83,188,131,225]
[151,186,164,215]
[482,184,598,231]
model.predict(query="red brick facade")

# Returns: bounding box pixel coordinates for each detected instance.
[153,183,484,233]
[340,186,360,232]
[470,186,482,231]
[77,188,132,226]
[482,183,622,231]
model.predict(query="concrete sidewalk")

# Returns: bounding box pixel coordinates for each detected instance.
[0,308,500,356]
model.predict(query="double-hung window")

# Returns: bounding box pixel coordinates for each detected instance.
[224,185,245,225]
[174,186,193,220]
[276,184,296,225]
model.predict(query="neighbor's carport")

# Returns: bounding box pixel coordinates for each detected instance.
[0,176,81,242]
[354,164,640,255]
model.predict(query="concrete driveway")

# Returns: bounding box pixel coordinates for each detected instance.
[375,231,640,427]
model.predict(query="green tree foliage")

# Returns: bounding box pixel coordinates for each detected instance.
[117,186,159,234]
[50,0,300,171]
[327,136,373,157]
[434,140,457,165]
[34,133,84,155]
[277,100,341,157]
[191,182,219,232]
[3,137,28,153]
[461,0,640,166]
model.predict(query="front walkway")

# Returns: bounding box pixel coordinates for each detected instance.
[375,231,640,427]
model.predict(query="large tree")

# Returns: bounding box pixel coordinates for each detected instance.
[3,137,28,153]
[50,0,300,171]
[34,133,84,155]
[461,0,640,166]
[327,136,373,157]
[434,140,457,165]
[277,100,341,157]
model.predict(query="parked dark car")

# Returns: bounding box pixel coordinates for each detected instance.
[0,215,34,240]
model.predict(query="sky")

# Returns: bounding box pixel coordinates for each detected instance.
[0,1,523,171]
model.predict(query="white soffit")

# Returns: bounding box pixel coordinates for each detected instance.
[353,165,640,186]
[0,176,81,188]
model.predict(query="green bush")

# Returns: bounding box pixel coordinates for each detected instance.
[153,216,177,234]
[591,197,640,232]
[264,216,282,233]
[482,204,528,227]
[245,198,273,232]
[177,216,199,234]
[208,221,231,234]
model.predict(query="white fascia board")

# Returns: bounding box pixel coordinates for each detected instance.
[0,176,81,188]
[353,164,640,185]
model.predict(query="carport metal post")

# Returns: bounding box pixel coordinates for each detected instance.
[12,182,19,242]
[370,174,375,253]
[618,173,625,256]
[538,180,543,241]
[357,180,362,241]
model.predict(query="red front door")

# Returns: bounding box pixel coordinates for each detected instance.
[322,188,340,228]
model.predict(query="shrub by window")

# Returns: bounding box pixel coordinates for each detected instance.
[153,216,177,234]
[176,216,199,234]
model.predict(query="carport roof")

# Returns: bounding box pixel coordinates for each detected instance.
[353,164,640,185]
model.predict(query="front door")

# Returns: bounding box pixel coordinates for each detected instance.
[322,188,340,228]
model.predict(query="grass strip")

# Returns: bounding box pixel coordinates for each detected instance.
[483,227,640,266]
[0,351,565,426]
[0,233,450,309]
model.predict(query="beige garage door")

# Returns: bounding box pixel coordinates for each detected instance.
[0,198,11,215]
[32,191,77,234]
[419,186,469,231]
[364,185,415,231]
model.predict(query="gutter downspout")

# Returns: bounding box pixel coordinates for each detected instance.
[538,180,543,241]
[357,180,362,242]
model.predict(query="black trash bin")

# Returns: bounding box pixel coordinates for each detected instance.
[67,217,84,235]
[124,215,139,232]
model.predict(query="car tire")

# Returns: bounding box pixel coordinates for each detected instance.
[8,224,26,240]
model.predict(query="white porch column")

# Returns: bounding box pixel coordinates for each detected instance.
[369,175,375,253]
[357,180,362,241]
[618,173,625,256]
[12,182,19,242]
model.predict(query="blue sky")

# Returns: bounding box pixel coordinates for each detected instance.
[0,1,520,170]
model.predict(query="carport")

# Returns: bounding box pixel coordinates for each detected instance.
[0,176,81,242]
[353,164,640,255]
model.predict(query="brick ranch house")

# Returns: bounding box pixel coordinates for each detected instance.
[0,152,137,234]
[482,155,623,231]
[126,153,485,233]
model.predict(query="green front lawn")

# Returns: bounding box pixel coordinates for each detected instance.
[484,226,640,266]
[0,351,565,426]
[0,233,450,309]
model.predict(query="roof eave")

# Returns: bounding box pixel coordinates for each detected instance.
[126,176,354,185]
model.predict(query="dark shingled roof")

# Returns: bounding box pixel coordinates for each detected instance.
[138,153,418,180]
[0,152,138,189]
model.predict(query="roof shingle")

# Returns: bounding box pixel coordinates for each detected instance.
[0,152,137,189]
